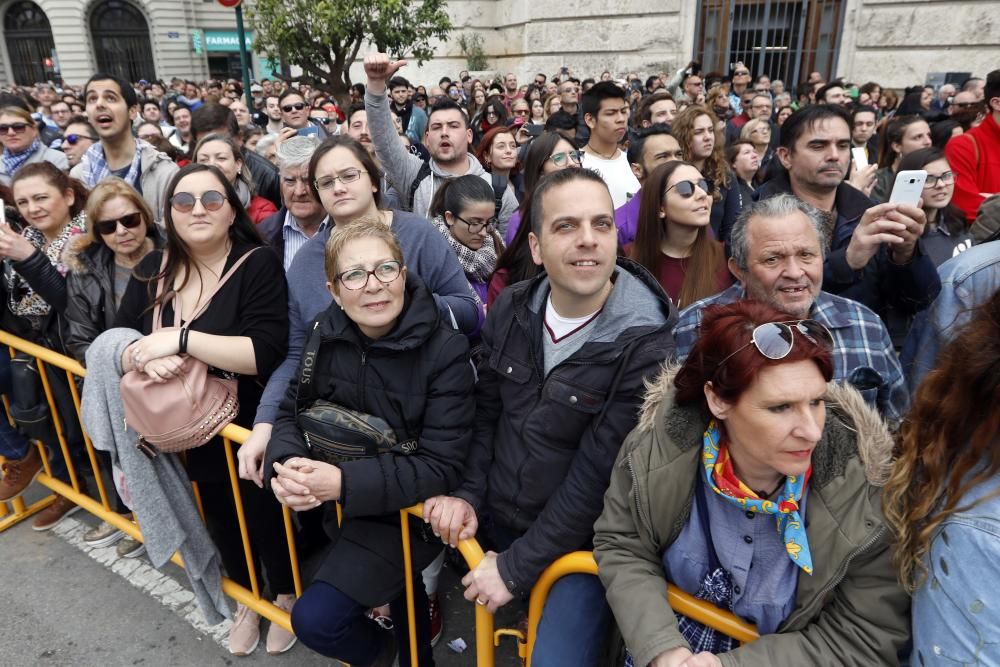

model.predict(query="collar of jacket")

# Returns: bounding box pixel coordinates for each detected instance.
[758,170,875,227]
[506,256,676,363]
[318,272,440,353]
[625,364,895,630]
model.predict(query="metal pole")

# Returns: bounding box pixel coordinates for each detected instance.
[235,4,254,110]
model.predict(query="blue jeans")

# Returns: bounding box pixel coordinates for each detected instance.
[481,518,612,667]
[292,578,433,667]
[531,573,612,667]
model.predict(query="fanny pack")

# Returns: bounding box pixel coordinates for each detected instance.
[294,320,417,465]
[120,249,258,458]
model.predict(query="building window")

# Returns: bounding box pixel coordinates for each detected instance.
[695,0,845,87]
[3,1,56,85]
[90,0,156,82]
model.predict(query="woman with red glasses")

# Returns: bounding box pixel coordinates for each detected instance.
[594,300,908,667]
[0,106,68,186]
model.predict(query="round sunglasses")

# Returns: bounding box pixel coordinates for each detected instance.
[63,133,98,145]
[716,320,833,374]
[94,212,144,236]
[169,190,227,213]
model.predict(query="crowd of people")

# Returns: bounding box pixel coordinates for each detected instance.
[0,52,997,666]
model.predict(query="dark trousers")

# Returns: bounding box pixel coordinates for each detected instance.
[292,577,434,667]
[197,478,295,597]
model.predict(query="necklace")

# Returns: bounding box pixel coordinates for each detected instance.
[585,143,618,160]
[753,479,785,500]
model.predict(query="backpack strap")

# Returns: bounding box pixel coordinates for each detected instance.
[491,172,509,220]
[407,161,432,211]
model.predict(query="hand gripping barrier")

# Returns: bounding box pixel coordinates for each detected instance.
[0,331,759,665]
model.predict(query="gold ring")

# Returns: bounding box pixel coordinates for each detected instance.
[476,597,487,606]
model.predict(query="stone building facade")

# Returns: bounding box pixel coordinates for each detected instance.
[0,0,996,90]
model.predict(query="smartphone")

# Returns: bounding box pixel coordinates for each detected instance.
[0,199,5,227]
[851,147,868,172]
[297,125,322,138]
[526,124,543,138]
[889,170,927,207]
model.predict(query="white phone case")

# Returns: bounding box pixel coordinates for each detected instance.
[889,170,927,207]
[852,147,869,172]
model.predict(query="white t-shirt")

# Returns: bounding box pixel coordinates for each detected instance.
[581,150,641,209]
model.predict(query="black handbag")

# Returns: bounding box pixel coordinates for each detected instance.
[294,320,417,465]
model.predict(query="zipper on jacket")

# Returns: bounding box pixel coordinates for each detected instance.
[626,453,652,532]
[357,349,367,411]
[780,523,886,631]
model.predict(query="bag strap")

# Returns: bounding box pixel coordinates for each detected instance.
[294,318,324,411]
[153,247,262,330]
[694,476,724,572]
[491,172,508,220]
[407,161,432,211]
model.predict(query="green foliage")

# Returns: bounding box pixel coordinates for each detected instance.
[457,33,488,71]
[248,0,451,99]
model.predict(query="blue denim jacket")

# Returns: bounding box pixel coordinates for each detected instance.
[903,242,1000,393]
[911,473,1000,665]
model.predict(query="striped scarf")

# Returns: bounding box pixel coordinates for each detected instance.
[78,139,149,189]
[1,139,42,177]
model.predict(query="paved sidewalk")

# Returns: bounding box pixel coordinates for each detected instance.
[0,499,523,666]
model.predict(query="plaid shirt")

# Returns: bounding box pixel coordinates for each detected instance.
[674,285,909,424]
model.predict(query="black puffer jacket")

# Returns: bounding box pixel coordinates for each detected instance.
[454,258,677,596]
[265,273,475,606]
[63,232,162,365]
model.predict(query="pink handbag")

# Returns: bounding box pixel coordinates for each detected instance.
[120,249,259,457]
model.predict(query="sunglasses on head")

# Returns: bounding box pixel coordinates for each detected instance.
[282,102,306,113]
[64,133,98,145]
[716,320,833,374]
[94,212,144,236]
[0,123,30,134]
[312,116,331,125]
[666,179,710,198]
[169,190,227,213]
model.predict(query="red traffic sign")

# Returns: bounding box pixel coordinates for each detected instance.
[217,0,241,7]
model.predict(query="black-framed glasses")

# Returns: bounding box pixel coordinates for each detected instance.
[665,179,710,198]
[282,102,306,113]
[0,123,29,134]
[453,214,498,234]
[94,212,144,236]
[716,320,833,374]
[337,260,402,290]
[546,150,583,167]
[169,190,227,212]
[924,171,955,188]
[734,70,751,77]
[64,133,98,145]
[314,169,366,190]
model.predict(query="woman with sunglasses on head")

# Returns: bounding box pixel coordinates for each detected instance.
[264,219,474,667]
[64,177,162,556]
[0,106,68,186]
[429,174,504,306]
[628,162,732,309]
[60,117,99,169]
[113,163,297,656]
[490,133,583,305]
[594,300,909,667]
[896,147,973,267]
[193,133,277,225]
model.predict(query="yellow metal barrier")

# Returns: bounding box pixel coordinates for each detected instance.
[523,552,760,666]
[0,330,761,666]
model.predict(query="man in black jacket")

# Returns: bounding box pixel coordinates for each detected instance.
[425,169,677,667]
[756,104,940,342]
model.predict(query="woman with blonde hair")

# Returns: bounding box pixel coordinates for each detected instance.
[542,93,562,120]
[671,106,733,238]
[739,118,775,184]
[884,288,1000,664]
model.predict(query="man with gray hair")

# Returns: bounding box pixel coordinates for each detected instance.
[257,134,329,270]
[673,193,909,422]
